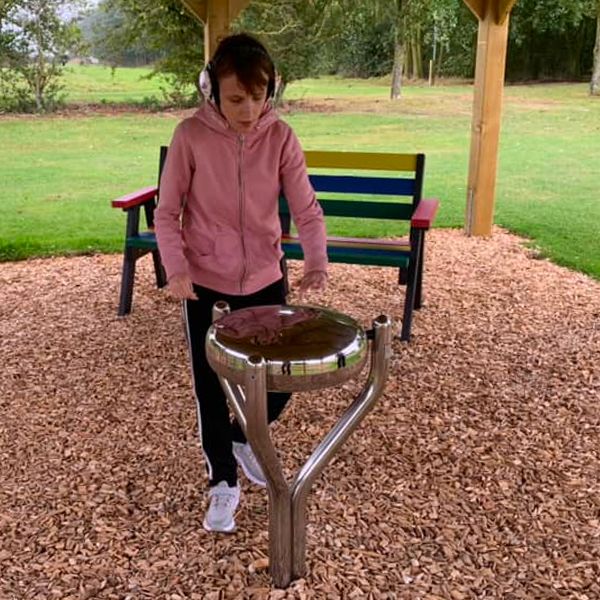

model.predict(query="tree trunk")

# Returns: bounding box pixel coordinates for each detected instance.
[409,34,416,79]
[390,0,404,99]
[436,44,444,78]
[415,26,423,79]
[35,55,44,112]
[391,35,405,99]
[591,9,600,96]
[404,38,412,78]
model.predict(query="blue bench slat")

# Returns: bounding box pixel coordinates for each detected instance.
[309,174,415,196]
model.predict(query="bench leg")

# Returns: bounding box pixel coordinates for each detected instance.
[398,266,408,285]
[414,234,425,310]
[152,249,167,289]
[118,247,138,316]
[280,257,290,298]
[400,230,423,342]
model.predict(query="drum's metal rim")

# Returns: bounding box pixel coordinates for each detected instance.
[206,354,369,392]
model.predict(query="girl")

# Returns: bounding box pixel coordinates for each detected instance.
[155,33,328,533]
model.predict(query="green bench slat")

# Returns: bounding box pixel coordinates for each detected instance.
[127,232,157,249]
[279,197,414,220]
[281,241,411,268]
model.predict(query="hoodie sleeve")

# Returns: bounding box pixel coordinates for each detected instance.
[154,121,195,281]
[280,129,328,274]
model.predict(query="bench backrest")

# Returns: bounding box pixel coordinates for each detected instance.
[280,151,424,229]
[156,146,423,230]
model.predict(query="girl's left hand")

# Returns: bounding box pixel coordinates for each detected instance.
[296,270,328,301]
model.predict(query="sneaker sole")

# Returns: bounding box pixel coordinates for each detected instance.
[233,449,267,488]
[203,517,236,533]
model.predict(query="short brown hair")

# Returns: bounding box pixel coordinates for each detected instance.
[209,33,276,104]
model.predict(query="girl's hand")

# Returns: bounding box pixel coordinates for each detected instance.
[296,270,328,301]
[167,273,198,301]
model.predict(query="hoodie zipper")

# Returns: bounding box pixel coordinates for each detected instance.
[238,134,247,293]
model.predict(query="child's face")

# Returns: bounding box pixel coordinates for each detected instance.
[218,73,268,134]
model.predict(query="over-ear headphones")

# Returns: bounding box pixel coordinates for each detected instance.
[199,34,276,105]
[198,64,215,101]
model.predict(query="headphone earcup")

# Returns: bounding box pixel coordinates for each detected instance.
[199,61,220,104]
[199,67,212,100]
[267,77,275,99]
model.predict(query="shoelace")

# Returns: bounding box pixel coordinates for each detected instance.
[211,492,236,510]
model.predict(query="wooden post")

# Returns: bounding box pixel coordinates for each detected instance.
[464,6,511,236]
[204,0,230,61]
[180,0,251,61]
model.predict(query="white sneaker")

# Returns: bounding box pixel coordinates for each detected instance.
[232,441,267,487]
[203,481,240,533]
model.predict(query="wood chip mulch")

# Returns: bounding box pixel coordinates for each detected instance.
[1,227,599,600]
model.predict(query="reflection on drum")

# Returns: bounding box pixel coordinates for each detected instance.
[206,304,369,392]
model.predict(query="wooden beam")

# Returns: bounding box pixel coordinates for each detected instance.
[462,0,487,21]
[181,0,207,22]
[495,0,518,24]
[204,0,231,61]
[229,0,251,21]
[465,9,511,236]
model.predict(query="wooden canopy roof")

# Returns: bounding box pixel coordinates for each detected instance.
[181,0,520,237]
[463,0,518,24]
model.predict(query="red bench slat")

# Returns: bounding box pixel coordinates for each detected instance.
[111,186,158,210]
[411,198,439,229]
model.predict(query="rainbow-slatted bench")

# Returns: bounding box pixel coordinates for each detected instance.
[280,151,439,341]
[111,148,438,341]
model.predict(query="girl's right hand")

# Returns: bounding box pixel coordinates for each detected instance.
[167,273,198,300]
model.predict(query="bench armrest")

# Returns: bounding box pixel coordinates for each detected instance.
[411,198,439,229]
[111,186,158,210]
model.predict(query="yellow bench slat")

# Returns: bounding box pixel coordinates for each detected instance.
[305,151,418,172]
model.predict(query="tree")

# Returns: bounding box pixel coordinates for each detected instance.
[79,4,162,67]
[328,0,458,100]
[592,0,600,94]
[100,0,203,104]
[508,0,596,80]
[0,0,83,112]
[390,0,437,97]
[324,2,394,79]
[235,0,340,103]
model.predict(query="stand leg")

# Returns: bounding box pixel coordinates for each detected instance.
[290,315,392,578]
[244,357,293,588]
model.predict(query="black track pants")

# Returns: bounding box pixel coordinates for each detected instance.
[183,278,291,487]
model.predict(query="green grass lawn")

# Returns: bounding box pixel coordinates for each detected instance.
[2,71,599,281]
[61,65,193,104]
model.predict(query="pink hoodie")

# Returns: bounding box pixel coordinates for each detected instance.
[155,102,327,296]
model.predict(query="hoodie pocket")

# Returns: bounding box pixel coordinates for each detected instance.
[212,231,243,278]
[187,235,214,261]
[246,232,282,271]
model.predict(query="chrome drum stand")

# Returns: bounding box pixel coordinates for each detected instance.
[206,303,392,588]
